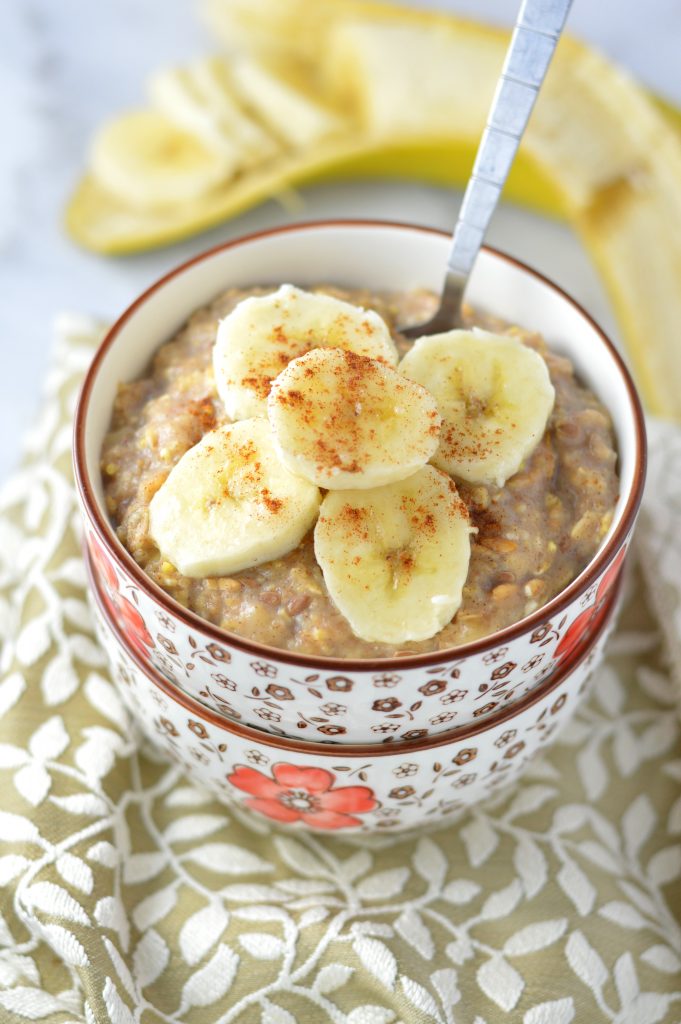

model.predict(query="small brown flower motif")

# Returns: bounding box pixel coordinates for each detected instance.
[212,674,237,690]
[157,634,178,655]
[522,654,544,673]
[372,697,401,712]
[452,747,477,766]
[551,694,568,714]
[483,647,509,665]
[157,717,179,737]
[372,673,402,688]
[318,724,347,736]
[375,807,400,817]
[491,661,517,680]
[454,773,477,787]
[389,785,415,800]
[265,683,293,701]
[245,749,269,765]
[207,643,231,663]
[494,729,517,748]
[250,660,276,677]
[504,741,526,759]
[320,702,347,716]
[401,729,428,741]
[393,762,418,777]
[419,679,447,697]
[255,707,281,722]
[188,719,209,739]
[473,702,498,717]
[371,723,399,734]
[530,623,551,643]
[440,688,468,705]
[325,676,354,693]
[429,711,457,726]
[155,612,175,631]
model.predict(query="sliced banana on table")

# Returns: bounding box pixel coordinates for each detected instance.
[148,418,320,577]
[399,329,555,488]
[268,347,441,489]
[148,61,280,168]
[90,110,235,208]
[213,284,399,419]
[314,466,473,644]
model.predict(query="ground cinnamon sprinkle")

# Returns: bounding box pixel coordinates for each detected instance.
[261,487,284,515]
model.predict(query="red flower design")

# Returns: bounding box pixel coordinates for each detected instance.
[89,533,118,592]
[90,533,154,659]
[555,547,626,662]
[226,763,376,829]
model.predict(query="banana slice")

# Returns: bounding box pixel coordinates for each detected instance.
[90,110,235,208]
[213,284,399,419]
[268,347,441,488]
[148,418,320,577]
[399,329,555,487]
[230,56,346,150]
[148,61,280,167]
[314,466,473,644]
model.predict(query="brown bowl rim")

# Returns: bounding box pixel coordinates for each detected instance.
[73,218,646,672]
[87,544,622,757]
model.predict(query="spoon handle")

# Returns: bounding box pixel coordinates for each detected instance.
[443,0,573,309]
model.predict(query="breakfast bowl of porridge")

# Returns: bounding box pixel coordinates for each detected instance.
[73,220,645,744]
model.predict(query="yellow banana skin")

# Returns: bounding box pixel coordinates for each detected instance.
[65,4,681,419]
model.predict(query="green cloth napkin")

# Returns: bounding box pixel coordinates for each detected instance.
[0,317,680,1024]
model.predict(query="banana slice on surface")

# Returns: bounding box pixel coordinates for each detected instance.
[148,61,280,167]
[399,329,555,488]
[314,466,473,644]
[90,110,236,208]
[268,347,441,489]
[231,56,346,150]
[213,284,399,419]
[148,418,320,577]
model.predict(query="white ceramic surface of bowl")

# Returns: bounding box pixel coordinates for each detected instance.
[74,221,645,744]
[87,548,622,835]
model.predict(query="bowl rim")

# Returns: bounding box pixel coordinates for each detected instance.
[87,543,622,757]
[73,217,646,672]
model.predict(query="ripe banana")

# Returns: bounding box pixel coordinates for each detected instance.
[314,465,473,644]
[89,110,235,208]
[213,284,398,419]
[148,418,320,577]
[399,329,555,488]
[148,60,279,167]
[230,56,346,150]
[268,346,441,489]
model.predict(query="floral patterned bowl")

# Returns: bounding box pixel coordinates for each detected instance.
[86,547,621,835]
[74,220,645,744]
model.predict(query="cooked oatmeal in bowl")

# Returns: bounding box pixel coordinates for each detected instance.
[74,220,645,744]
[100,283,619,660]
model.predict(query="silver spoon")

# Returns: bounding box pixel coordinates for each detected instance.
[403,0,574,339]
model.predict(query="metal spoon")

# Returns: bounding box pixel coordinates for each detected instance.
[403,0,574,339]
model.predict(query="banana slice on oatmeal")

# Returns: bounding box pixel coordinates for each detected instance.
[268,347,441,489]
[314,465,473,644]
[399,328,555,487]
[213,285,399,420]
[148,418,320,577]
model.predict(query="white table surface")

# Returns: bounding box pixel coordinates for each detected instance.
[1,0,680,482]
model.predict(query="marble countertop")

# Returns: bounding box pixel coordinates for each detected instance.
[1,0,680,482]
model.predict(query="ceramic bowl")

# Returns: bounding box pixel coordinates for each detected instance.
[74,220,645,744]
[87,546,621,835]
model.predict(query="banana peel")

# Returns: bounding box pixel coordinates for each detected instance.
[65,1,681,420]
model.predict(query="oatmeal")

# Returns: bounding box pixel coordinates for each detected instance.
[101,285,619,658]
